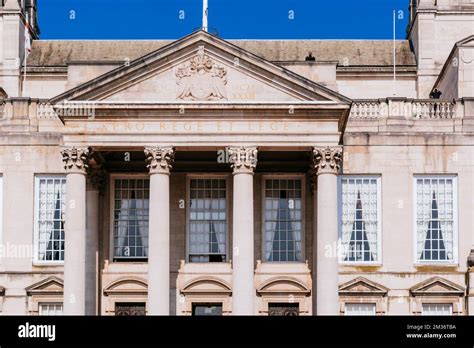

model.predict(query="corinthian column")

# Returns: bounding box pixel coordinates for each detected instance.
[227,146,258,315]
[311,146,342,315]
[144,146,175,315]
[61,147,90,315]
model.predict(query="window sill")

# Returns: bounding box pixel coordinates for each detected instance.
[414,262,458,269]
[339,262,383,267]
[261,261,307,264]
[33,261,64,267]
[113,259,148,263]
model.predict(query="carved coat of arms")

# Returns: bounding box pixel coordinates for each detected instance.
[175,47,228,101]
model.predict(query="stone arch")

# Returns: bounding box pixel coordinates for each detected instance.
[257,276,311,295]
[103,277,148,296]
[181,276,232,295]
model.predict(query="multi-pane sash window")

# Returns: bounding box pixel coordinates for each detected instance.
[422,303,453,316]
[339,177,380,263]
[415,177,456,263]
[113,178,149,259]
[345,303,376,316]
[188,178,227,262]
[39,303,63,316]
[264,179,303,262]
[35,176,66,262]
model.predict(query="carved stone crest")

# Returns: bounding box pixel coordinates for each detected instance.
[175,46,227,101]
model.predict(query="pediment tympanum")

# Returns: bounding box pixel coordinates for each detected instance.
[26,276,64,296]
[410,277,465,296]
[50,31,351,105]
[339,277,388,296]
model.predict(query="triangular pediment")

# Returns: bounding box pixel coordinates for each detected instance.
[339,277,388,296]
[26,276,63,296]
[50,30,351,105]
[410,277,465,296]
[456,35,474,48]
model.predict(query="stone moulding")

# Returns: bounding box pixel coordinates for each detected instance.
[25,276,64,296]
[256,276,311,296]
[180,276,232,295]
[409,277,465,297]
[338,277,388,296]
[103,277,148,296]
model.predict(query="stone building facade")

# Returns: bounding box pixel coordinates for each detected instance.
[0,0,473,316]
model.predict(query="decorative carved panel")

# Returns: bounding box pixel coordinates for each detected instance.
[175,46,228,101]
[268,303,299,316]
[114,302,146,316]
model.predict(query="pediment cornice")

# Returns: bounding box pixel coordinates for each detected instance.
[49,30,352,106]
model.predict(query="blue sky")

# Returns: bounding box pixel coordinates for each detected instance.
[38,0,410,40]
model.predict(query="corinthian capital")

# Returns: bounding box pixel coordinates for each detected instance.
[144,146,175,174]
[311,146,343,175]
[61,147,90,174]
[227,146,258,174]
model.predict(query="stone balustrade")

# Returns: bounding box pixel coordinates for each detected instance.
[349,98,463,120]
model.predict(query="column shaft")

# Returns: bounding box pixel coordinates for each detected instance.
[148,173,170,314]
[145,146,174,315]
[232,172,254,315]
[85,187,99,315]
[311,146,342,315]
[316,173,339,315]
[228,146,257,315]
[62,147,89,315]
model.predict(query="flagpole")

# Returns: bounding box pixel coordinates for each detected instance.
[202,0,208,32]
[393,10,396,96]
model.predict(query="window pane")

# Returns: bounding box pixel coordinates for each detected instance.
[415,177,455,262]
[264,179,303,262]
[345,303,376,316]
[422,303,453,316]
[36,176,66,262]
[189,179,227,262]
[113,178,149,259]
[340,177,379,263]
[39,303,63,316]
